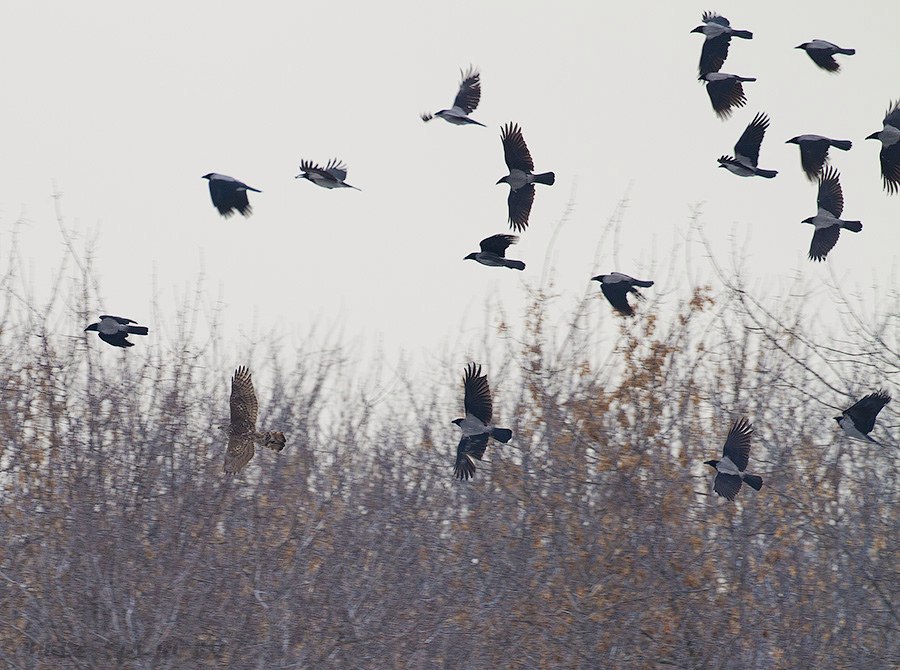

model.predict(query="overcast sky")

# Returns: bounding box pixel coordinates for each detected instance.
[1,1,898,372]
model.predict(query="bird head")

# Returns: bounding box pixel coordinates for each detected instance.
[865,131,880,141]
[84,323,99,332]
[833,416,843,425]
[463,253,478,262]
[703,460,719,469]
[496,176,509,185]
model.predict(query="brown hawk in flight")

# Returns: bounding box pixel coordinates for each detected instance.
[220,366,286,474]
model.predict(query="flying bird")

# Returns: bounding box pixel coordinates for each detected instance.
[497,123,555,232]
[786,135,852,180]
[84,315,149,348]
[701,72,756,119]
[795,40,855,72]
[691,11,753,78]
[452,363,512,480]
[865,100,900,195]
[802,167,861,261]
[465,234,525,271]
[220,366,286,475]
[835,390,891,445]
[704,417,763,501]
[591,273,654,317]
[718,112,777,178]
[295,158,360,190]
[202,173,261,218]
[421,66,485,127]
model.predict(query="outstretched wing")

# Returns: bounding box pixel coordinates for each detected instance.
[480,234,517,257]
[98,332,133,348]
[713,473,742,501]
[452,66,481,114]
[806,49,839,72]
[454,433,489,480]
[798,140,830,180]
[99,315,135,325]
[230,366,258,434]
[721,417,752,471]
[323,158,349,182]
[845,390,891,434]
[809,226,840,262]
[600,283,634,317]
[702,11,730,27]
[735,112,769,165]
[501,123,534,172]
[699,35,731,78]
[225,436,255,474]
[462,362,492,425]
[816,166,843,217]
[507,185,535,232]
[706,78,747,119]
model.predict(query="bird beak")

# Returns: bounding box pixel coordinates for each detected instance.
[495,178,505,185]
[590,275,601,282]
[690,27,702,33]
[865,132,879,140]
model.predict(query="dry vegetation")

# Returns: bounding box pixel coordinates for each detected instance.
[0,233,897,669]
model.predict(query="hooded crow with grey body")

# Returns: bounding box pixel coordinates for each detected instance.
[802,167,861,261]
[295,158,360,190]
[421,66,485,127]
[464,234,525,271]
[202,173,261,218]
[691,12,753,78]
[497,123,555,232]
[452,363,512,480]
[835,390,891,445]
[701,72,756,119]
[718,112,777,178]
[786,135,852,180]
[704,417,763,501]
[84,315,149,348]
[591,273,654,317]
[865,100,900,195]
[795,40,855,72]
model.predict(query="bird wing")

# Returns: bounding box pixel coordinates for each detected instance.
[501,123,534,172]
[462,362,492,425]
[454,433,490,480]
[879,142,900,195]
[698,35,731,77]
[706,78,747,119]
[713,473,742,501]
[230,366,259,434]
[208,179,239,216]
[98,332,133,348]
[721,417,752,471]
[600,283,634,316]
[224,436,255,474]
[323,158,349,182]
[734,112,769,165]
[452,66,481,115]
[507,184,535,232]
[702,11,730,27]
[884,100,900,129]
[797,140,830,180]
[845,390,891,434]
[480,234,517,257]
[299,159,335,182]
[232,189,252,216]
[808,225,840,262]
[816,167,843,217]
[99,315,136,325]
[806,49,839,72]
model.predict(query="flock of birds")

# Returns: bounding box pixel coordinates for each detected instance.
[81,11,894,491]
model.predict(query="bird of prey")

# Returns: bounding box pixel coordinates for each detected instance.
[718,112,777,178]
[801,167,861,262]
[704,417,763,501]
[421,66,485,127]
[497,123,555,232]
[84,315,149,348]
[835,390,891,445]
[591,273,654,317]
[701,72,757,119]
[690,11,753,78]
[202,173,261,218]
[795,40,855,72]
[220,366,286,474]
[295,158,360,190]
[452,363,512,480]
[464,234,525,271]
[865,100,900,195]
[786,135,852,180]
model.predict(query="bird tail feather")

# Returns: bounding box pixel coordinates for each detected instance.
[755,169,778,179]
[492,428,513,443]
[126,326,149,336]
[260,431,286,452]
[842,221,862,233]
[838,48,856,56]
[633,279,654,288]
[506,260,526,271]
[832,139,852,151]
[733,30,753,39]
[533,172,555,186]
[743,474,763,491]
[738,76,757,82]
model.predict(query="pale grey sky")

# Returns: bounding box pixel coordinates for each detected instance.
[1,1,898,368]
